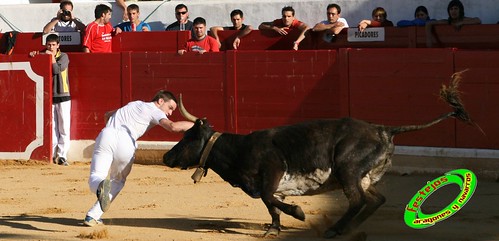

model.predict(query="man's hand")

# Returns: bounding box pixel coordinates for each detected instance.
[28,51,39,58]
[233,37,241,50]
[358,20,370,32]
[273,26,289,35]
[56,9,63,19]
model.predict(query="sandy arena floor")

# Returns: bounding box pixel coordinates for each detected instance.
[0,160,497,241]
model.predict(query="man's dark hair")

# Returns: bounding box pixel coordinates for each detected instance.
[127,3,140,12]
[193,17,206,26]
[46,34,60,44]
[327,4,341,14]
[414,5,429,19]
[447,0,465,21]
[94,4,112,19]
[59,0,73,10]
[230,9,243,18]
[281,6,295,16]
[175,4,188,12]
[152,90,177,103]
[372,7,387,19]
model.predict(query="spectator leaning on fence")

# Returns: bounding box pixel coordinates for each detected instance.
[209,9,252,50]
[425,0,481,47]
[258,6,309,51]
[358,7,393,32]
[397,6,434,27]
[312,4,349,35]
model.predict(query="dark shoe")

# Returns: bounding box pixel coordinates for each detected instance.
[83,215,103,227]
[58,157,69,166]
[97,179,111,212]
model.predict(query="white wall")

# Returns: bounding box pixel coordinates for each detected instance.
[0,0,497,33]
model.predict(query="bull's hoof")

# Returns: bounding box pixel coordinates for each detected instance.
[293,205,305,221]
[323,228,339,239]
[263,227,280,237]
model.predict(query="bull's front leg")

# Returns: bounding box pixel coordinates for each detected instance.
[262,194,305,236]
[260,167,285,237]
[262,202,281,237]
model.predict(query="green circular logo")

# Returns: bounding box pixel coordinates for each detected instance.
[404,169,477,229]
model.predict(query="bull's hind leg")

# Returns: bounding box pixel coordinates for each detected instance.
[349,185,385,229]
[324,180,366,238]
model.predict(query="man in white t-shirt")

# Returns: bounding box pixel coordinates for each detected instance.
[83,90,194,227]
[43,0,85,34]
[312,3,349,42]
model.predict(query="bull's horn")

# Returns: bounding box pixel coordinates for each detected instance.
[179,94,198,122]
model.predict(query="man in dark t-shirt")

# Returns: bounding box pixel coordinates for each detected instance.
[209,9,252,50]
[165,3,193,34]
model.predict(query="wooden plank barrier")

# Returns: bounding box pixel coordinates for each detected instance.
[3,33,499,162]
[2,24,499,55]
[215,29,313,51]
[112,31,190,52]
[0,54,52,160]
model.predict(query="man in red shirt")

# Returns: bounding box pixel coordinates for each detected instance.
[178,17,220,55]
[259,6,309,50]
[83,4,117,53]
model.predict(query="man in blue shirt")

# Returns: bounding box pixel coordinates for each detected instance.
[115,4,151,32]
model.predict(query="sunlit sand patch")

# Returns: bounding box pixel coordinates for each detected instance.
[77,228,109,239]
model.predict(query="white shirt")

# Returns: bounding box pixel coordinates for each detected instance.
[107,101,167,141]
[52,18,82,32]
[320,18,349,28]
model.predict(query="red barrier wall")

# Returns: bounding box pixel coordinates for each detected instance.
[67,53,122,140]
[125,51,227,141]
[348,48,456,147]
[453,51,499,148]
[63,49,494,149]
[3,37,499,162]
[0,54,52,160]
[416,24,499,49]
[112,31,190,52]
[315,27,417,49]
[216,29,312,50]
[3,25,499,56]
[233,50,344,133]
[0,32,84,54]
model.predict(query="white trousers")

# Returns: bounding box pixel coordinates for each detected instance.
[52,100,71,159]
[86,127,136,220]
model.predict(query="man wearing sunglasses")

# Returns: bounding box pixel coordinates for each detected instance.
[165,4,193,32]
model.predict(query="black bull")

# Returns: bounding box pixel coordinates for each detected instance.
[163,71,477,238]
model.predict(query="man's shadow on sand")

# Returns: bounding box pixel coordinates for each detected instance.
[0,214,303,237]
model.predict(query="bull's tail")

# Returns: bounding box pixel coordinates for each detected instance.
[388,70,482,135]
